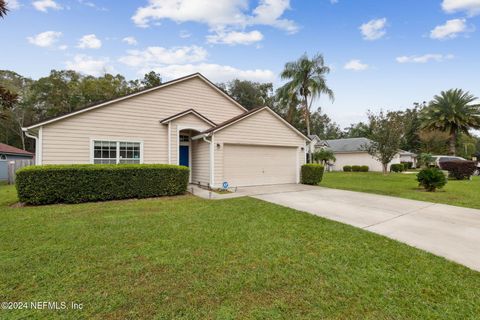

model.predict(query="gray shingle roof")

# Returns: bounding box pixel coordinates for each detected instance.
[324,137,372,153]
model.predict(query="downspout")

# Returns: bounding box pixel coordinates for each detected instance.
[168,122,171,164]
[202,135,214,188]
[23,128,40,165]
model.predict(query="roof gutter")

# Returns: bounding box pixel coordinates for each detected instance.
[191,132,210,141]
[201,136,215,188]
[22,127,41,164]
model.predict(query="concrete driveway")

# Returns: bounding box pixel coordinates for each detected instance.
[247,186,480,272]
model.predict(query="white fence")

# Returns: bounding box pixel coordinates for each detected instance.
[7,159,35,184]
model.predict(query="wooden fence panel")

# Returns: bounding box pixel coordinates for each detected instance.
[7,159,34,184]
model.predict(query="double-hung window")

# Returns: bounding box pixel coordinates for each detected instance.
[92,140,142,164]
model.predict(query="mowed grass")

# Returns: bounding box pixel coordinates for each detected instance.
[322,171,480,209]
[0,185,479,319]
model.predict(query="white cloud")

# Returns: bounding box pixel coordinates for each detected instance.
[344,59,368,71]
[7,0,21,9]
[122,36,138,45]
[207,30,263,45]
[330,0,339,3]
[360,18,387,40]
[32,0,62,12]
[77,34,102,49]
[179,30,191,38]
[396,54,454,63]
[251,0,298,33]
[65,54,114,76]
[77,0,107,11]
[27,31,62,47]
[118,45,208,68]
[442,0,480,16]
[148,63,275,83]
[131,0,298,33]
[430,18,473,39]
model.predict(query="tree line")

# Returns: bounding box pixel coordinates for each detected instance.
[0,70,162,150]
[1,53,480,160]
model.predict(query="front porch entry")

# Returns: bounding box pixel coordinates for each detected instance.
[178,129,201,183]
[179,132,191,168]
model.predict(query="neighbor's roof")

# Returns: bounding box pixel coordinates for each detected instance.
[0,143,34,156]
[325,137,372,153]
[399,151,417,156]
[23,73,247,131]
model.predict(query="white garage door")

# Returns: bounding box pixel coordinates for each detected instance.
[223,144,298,187]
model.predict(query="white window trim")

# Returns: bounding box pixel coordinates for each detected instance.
[90,138,144,164]
[0,154,7,161]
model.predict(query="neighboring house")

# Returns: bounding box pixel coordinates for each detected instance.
[0,143,34,181]
[22,73,309,188]
[399,151,417,168]
[318,137,401,172]
[307,134,322,162]
[307,135,321,155]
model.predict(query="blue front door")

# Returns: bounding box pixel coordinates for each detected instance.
[179,145,189,167]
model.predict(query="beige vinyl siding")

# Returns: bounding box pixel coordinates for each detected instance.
[331,152,401,172]
[41,77,242,164]
[191,138,210,185]
[214,109,306,147]
[169,113,213,165]
[213,109,306,187]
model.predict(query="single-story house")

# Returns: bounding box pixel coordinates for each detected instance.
[0,143,34,181]
[399,151,417,168]
[317,137,401,172]
[22,73,309,188]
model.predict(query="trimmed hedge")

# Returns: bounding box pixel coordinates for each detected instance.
[402,162,413,170]
[417,168,447,192]
[344,165,368,172]
[351,165,361,172]
[390,163,405,173]
[16,164,189,205]
[360,165,369,172]
[301,164,324,185]
[440,160,477,180]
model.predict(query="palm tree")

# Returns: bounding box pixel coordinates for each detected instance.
[279,53,334,162]
[275,84,300,123]
[279,53,334,137]
[421,89,480,155]
[313,149,336,166]
[0,0,8,18]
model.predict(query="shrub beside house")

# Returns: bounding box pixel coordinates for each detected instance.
[16,164,189,205]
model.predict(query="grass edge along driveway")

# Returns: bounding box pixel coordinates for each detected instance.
[0,184,479,319]
[321,171,480,209]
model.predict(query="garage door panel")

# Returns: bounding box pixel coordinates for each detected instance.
[223,144,297,186]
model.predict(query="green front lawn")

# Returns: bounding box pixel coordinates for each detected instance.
[0,184,479,319]
[322,171,480,209]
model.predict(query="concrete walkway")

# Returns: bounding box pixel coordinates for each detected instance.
[191,184,480,272]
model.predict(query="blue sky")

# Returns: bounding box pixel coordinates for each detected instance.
[2,0,480,127]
